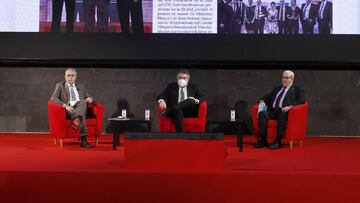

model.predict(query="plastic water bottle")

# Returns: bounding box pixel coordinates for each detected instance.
[230,110,235,122]
[145,109,150,121]
[121,109,127,118]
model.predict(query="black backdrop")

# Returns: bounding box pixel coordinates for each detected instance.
[0,33,360,68]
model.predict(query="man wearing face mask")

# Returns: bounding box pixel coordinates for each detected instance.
[157,70,205,132]
[255,70,306,149]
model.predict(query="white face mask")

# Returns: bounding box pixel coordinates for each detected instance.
[177,79,188,88]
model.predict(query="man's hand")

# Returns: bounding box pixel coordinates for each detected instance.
[188,97,199,104]
[65,105,75,113]
[159,100,167,110]
[282,105,292,112]
[86,97,92,103]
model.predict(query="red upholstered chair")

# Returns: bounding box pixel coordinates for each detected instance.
[252,102,308,149]
[157,101,207,132]
[48,101,104,148]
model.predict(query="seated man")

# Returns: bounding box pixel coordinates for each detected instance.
[255,70,306,149]
[157,69,204,132]
[50,68,94,148]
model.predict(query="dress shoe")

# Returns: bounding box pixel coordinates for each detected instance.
[72,117,81,130]
[254,141,268,148]
[80,137,93,148]
[269,141,282,150]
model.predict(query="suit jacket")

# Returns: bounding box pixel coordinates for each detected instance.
[157,82,205,108]
[234,2,246,23]
[300,3,317,24]
[260,85,306,111]
[50,81,94,106]
[276,5,290,22]
[317,1,332,27]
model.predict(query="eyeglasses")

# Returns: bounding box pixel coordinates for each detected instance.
[66,74,75,77]
[282,76,292,79]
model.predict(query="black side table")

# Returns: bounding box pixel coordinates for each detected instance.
[108,117,152,150]
[206,118,246,152]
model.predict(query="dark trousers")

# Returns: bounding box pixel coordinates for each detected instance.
[52,0,75,32]
[117,0,144,33]
[254,19,265,34]
[83,0,110,32]
[278,21,288,34]
[301,20,314,34]
[258,109,288,142]
[167,99,197,132]
[318,20,331,35]
[288,19,299,34]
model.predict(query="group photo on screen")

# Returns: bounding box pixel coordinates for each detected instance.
[39,0,153,33]
[218,0,333,34]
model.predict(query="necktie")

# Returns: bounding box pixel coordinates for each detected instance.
[258,6,260,18]
[280,6,283,21]
[274,87,286,111]
[70,85,76,101]
[180,88,185,102]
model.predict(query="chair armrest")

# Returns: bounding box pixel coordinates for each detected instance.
[48,101,67,136]
[197,101,208,126]
[91,102,105,135]
[251,104,259,135]
[286,102,308,139]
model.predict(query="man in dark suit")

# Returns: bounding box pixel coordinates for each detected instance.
[277,0,290,34]
[52,0,75,32]
[157,70,205,132]
[232,0,246,33]
[253,0,267,34]
[50,68,94,148]
[317,0,332,35]
[255,70,306,149]
[117,0,144,33]
[300,0,317,34]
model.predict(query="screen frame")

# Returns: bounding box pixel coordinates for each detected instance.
[0,32,359,69]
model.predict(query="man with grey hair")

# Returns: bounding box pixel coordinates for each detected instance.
[157,69,205,132]
[255,70,306,149]
[50,68,94,148]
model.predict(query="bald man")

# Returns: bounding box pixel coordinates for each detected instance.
[255,70,306,149]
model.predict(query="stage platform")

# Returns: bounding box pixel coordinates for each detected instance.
[0,133,359,203]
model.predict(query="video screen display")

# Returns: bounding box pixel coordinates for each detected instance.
[0,0,359,34]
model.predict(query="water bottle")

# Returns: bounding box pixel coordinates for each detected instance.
[121,109,127,118]
[230,109,236,122]
[145,109,150,121]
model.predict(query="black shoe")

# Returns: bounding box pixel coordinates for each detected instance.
[254,141,268,148]
[80,137,93,148]
[269,141,281,150]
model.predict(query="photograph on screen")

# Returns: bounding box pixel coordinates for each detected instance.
[218,0,332,34]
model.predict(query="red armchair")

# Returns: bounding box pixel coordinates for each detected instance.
[48,101,104,148]
[252,102,308,149]
[157,101,207,132]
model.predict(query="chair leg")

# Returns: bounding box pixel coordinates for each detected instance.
[96,137,99,145]
[299,139,303,147]
[289,140,293,149]
[54,138,57,145]
[60,139,63,148]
